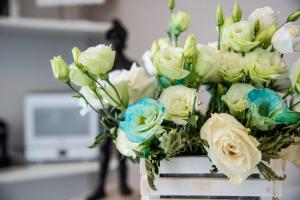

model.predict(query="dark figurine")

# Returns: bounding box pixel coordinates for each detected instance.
[0,118,10,168]
[87,19,134,200]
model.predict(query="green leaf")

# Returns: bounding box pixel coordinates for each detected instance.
[257,162,285,181]
[145,159,157,191]
[88,133,106,148]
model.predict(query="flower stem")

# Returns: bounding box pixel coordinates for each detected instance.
[290,100,300,109]
[67,82,100,114]
[104,77,125,108]
[217,25,221,50]
[92,88,118,122]
[283,89,292,99]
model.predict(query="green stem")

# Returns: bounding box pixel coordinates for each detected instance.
[83,71,122,107]
[217,25,221,50]
[104,78,125,108]
[67,82,100,114]
[92,88,117,122]
[283,89,292,99]
[290,100,300,109]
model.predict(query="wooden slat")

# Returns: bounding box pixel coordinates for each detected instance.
[140,157,284,199]
[150,178,279,197]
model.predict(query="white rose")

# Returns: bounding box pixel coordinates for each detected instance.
[128,63,158,103]
[222,21,260,53]
[78,44,115,76]
[78,86,102,116]
[248,7,278,31]
[220,51,244,82]
[200,113,262,184]
[115,129,140,159]
[272,22,300,54]
[153,47,189,81]
[193,44,221,82]
[159,85,198,125]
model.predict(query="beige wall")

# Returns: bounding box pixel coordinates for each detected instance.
[87,0,300,63]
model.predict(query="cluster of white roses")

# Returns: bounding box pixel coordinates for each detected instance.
[50,0,300,187]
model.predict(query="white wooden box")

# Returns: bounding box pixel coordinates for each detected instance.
[140,156,284,200]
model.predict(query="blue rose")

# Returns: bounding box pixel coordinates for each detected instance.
[120,98,166,143]
[247,88,300,130]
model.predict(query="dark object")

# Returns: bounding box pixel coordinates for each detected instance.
[87,19,134,200]
[0,119,10,168]
[106,19,134,70]
[0,0,9,16]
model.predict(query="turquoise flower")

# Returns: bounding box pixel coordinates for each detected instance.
[120,98,166,143]
[247,88,300,130]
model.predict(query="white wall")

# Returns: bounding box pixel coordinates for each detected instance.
[88,0,300,64]
[0,29,103,156]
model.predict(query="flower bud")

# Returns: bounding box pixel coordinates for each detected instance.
[183,34,198,65]
[69,64,93,87]
[216,4,224,26]
[232,0,242,23]
[151,41,160,56]
[255,24,277,48]
[254,19,260,34]
[168,0,175,10]
[72,47,81,63]
[50,56,69,83]
[171,11,191,36]
[287,9,300,22]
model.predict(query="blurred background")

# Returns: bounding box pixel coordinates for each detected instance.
[0,0,299,200]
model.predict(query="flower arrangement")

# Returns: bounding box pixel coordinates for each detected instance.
[50,0,300,189]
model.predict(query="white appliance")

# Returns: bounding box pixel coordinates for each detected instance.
[24,93,99,162]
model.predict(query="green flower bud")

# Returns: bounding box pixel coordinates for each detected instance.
[216,4,224,26]
[168,0,175,10]
[50,56,69,83]
[232,0,242,23]
[254,19,260,34]
[183,34,198,65]
[255,24,277,48]
[287,9,300,22]
[69,64,93,87]
[151,41,160,56]
[72,47,81,63]
[171,11,191,36]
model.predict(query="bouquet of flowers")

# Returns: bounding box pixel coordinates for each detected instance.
[50,0,300,189]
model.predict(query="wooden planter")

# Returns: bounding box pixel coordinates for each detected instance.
[140,157,284,200]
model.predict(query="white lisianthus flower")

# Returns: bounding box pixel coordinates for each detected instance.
[128,63,158,103]
[153,47,189,81]
[220,51,244,82]
[222,21,260,53]
[78,44,116,76]
[102,63,158,107]
[290,58,300,93]
[159,85,198,125]
[272,22,300,54]
[200,113,262,184]
[142,51,157,76]
[79,86,102,116]
[222,83,255,118]
[103,69,129,107]
[69,63,93,87]
[242,48,287,83]
[248,7,278,31]
[115,129,140,159]
[193,44,221,82]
